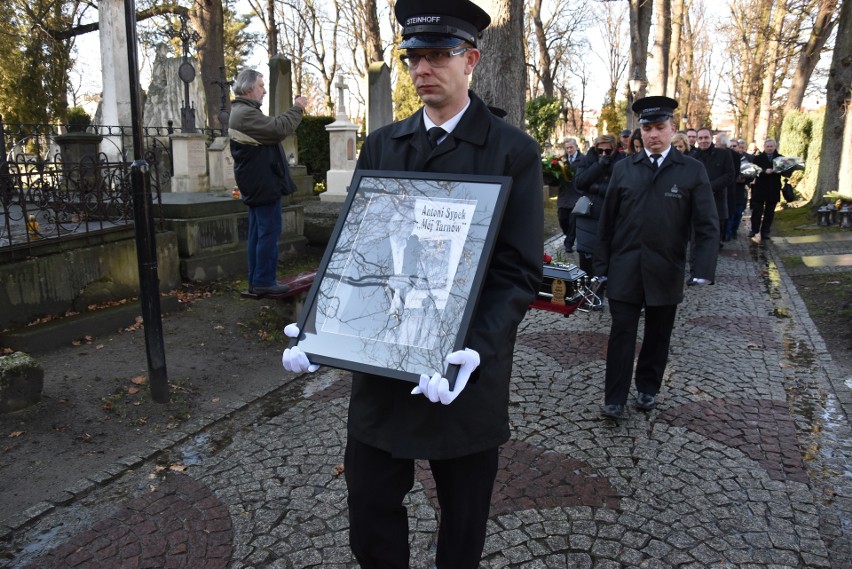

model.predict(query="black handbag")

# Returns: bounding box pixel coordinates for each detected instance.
[572,195,593,216]
[782,183,796,202]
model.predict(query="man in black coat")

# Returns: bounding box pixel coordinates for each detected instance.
[749,138,783,240]
[557,137,584,252]
[283,0,543,566]
[693,128,735,241]
[594,96,719,419]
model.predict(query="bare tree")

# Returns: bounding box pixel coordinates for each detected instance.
[189,0,227,130]
[650,0,671,95]
[627,0,653,100]
[784,0,838,112]
[753,0,788,143]
[276,0,343,113]
[473,0,526,129]
[526,0,590,100]
[814,0,851,201]
[665,0,685,98]
[594,1,629,105]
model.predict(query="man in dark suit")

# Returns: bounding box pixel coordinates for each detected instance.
[283,0,543,565]
[693,127,735,243]
[749,139,783,241]
[594,96,719,419]
[557,137,584,252]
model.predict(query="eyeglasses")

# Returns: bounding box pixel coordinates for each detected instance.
[399,48,472,69]
[597,148,613,155]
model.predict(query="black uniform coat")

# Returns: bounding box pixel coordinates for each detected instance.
[349,91,543,460]
[594,148,719,306]
[692,143,735,220]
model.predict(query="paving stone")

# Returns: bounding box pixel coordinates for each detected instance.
[4,232,851,568]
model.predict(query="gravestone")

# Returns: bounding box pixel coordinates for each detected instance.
[143,44,209,131]
[268,55,298,166]
[208,136,236,194]
[0,351,43,413]
[267,55,313,199]
[170,133,209,192]
[323,77,358,203]
[367,62,393,133]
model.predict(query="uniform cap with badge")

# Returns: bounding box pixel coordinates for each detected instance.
[632,96,679,124]
[395,0,491,49]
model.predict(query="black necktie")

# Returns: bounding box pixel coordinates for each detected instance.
[651,154,662,169]
[428,127,446,147]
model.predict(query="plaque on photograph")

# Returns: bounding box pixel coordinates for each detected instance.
[288,170,512,383]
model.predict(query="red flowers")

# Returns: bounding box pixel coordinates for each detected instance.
[543,253,553,264]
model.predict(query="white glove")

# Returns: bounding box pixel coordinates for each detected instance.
[281,323,320,373]
[411,348,480,405]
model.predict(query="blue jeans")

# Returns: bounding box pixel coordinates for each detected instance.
[725,203,746,240]
[247,198,282,288]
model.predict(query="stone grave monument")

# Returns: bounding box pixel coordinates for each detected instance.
[367,62,393,133]
[268,55,314,199]
[322,76,358,203]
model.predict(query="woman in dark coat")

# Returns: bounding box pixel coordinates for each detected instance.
[573,134,625,279]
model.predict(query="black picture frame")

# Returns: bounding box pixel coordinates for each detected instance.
[289,169,513,384]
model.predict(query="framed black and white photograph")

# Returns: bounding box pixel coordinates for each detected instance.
[290,169,513,384]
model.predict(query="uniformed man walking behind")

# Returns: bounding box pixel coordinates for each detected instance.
[595,96,719,419]
[282,0,543,566]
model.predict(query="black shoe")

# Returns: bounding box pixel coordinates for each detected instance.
[600,404,625,419]
[748,231,756,238]
[761,234,771,240]
[635,392,656,411]
[253,283,291,296]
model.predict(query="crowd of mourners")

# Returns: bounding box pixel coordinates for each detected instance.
[555,128,786,267]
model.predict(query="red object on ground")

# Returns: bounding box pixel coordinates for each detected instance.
[240,271,317,300]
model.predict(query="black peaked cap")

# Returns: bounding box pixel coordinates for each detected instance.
[632,96,679,124]
[395,0,491,49]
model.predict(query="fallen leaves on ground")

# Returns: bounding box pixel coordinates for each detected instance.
[331,463,345,477]
[123,316,143,332]
[8,431,25,438]
[130,375,147,385]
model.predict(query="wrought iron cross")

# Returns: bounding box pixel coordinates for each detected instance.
[168,13,201,133]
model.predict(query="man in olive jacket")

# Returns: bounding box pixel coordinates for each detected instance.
[229,69,308,296]
[282,0,542,565]
[595,96,718,420]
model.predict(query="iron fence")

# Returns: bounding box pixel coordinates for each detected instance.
[0,119,198,254]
